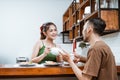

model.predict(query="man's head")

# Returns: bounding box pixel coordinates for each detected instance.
[82,18,106,42]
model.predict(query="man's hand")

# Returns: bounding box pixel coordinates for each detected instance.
[73,53,81,63]
[59,50,72,63]
[74,53,87,63]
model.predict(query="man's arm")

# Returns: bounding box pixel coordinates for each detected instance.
[74,53,87,63]
[79,56,87,63]
[69,59,92,80]
[60,51,92,80]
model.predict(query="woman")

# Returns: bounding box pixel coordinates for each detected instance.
[31,22,61,64]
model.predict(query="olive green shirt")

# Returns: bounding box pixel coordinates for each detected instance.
[37,45,56,64]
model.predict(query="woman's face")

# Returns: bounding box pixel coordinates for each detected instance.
[45,25,58,40]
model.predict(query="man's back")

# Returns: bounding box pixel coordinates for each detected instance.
[83,41,118,80]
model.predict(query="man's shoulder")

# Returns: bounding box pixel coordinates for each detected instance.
[88,41,112,56]
[93,41,109,49]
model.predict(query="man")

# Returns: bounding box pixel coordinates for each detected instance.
[60,18,118,80]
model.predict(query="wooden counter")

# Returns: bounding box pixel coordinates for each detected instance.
[0,64,120,78]
[0,64,83,78]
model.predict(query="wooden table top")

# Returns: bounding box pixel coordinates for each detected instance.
[0,64,120,78]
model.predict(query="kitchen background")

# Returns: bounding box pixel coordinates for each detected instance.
[0,0,120,65]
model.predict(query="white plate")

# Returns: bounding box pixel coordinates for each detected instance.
[63,62,70,66]
[19,63,36,67]
[44,63,61,66]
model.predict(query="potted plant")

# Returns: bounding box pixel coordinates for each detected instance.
[78,41,90,57]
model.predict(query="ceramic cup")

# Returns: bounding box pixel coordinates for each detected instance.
[70,54,74,60]
[50,47,64,56]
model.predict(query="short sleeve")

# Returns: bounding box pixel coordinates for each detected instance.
[82,48,102,77]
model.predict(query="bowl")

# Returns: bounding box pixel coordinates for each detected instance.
[50,47,60,56]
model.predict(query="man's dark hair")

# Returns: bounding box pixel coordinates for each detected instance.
[88,18,106,35]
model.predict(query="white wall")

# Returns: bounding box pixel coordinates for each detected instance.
[0,0,72,64]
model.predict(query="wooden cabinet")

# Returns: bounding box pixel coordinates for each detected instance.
[0,64,120,78]
[62,0,120,43]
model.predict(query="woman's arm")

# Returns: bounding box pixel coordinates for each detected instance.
[31,40,48,63]
[56,55,63,62]
[55,45,63,62]
[31,52,47,63]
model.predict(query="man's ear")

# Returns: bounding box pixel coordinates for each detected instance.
[87,26,93,34]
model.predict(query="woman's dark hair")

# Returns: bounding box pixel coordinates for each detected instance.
[40,22,57,40]
[88,18,106,35]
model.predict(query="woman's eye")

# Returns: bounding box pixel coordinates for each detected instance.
[49,29,57,32]
[54,29,57,31]
[50,30,53,32]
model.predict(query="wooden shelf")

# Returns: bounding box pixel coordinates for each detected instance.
[63,9,69,22]
[63,18,69,24]
[75,36,83,41]
[62,0,120,43]
[101,10,119,31]
[84,10,98,21]
[78,0,90,9]
[102,30,120,35]
[100,8,119,10]
[61,31,69,33]
[69,30,73,40]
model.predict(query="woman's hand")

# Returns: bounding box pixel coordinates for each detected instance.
[44,47,51,55]
[56,54,63,62]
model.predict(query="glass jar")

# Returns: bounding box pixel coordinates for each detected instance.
[109,0,118,8]
[100,0,118,8]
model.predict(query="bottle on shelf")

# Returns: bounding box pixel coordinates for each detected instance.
[83,6,90,18]
[73,38,76,54]
[95,0,99,10]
